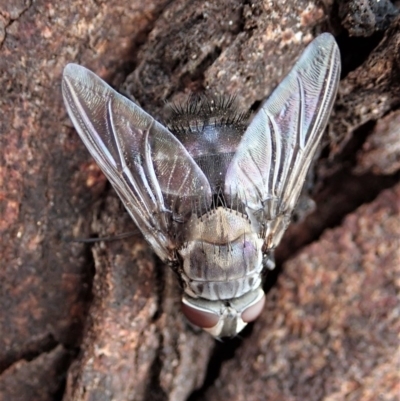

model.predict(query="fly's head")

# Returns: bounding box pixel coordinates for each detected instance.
[181,286,265,338]
[175,202,267,338]
[62,33,341,338]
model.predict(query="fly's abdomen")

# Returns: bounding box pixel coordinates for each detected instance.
[178,207,264,300]
[63,34,341,336]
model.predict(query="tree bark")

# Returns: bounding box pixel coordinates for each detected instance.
[1,1,399,400]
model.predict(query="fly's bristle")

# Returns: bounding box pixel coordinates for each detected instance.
[166,94,249,135]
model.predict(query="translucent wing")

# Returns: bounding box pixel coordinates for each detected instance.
[225,33,340,243]
[62,64,212,262]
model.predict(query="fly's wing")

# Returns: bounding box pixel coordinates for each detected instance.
[225,33,341,246]
[62,64,212,262]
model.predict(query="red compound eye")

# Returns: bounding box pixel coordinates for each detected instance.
[241,294,265,323]
[181,303,219,328]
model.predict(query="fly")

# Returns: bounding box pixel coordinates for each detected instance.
[62,33,341,337]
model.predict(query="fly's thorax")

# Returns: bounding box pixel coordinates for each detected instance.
[178,207,264,300]
[181,285,266,337]
[63,35,340,338]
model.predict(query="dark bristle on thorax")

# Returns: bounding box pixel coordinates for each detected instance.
[165,94,249,136]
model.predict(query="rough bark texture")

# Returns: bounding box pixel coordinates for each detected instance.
[0,1,399,401]
[204,183,400,401]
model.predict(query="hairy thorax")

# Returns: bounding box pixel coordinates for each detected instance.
[178,207,264,301]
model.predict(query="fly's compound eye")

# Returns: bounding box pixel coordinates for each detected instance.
[241,294,266,323]
[181,302,220,328]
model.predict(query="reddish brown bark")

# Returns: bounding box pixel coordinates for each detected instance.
[1,1,399,400]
